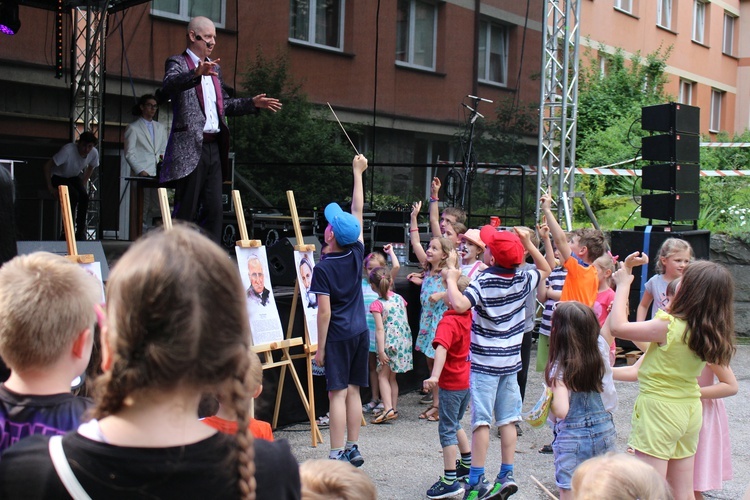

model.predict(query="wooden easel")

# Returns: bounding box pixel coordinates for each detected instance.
[58,185,94,264]
[233,191,323,446]
[280,191,367,430]
[157,188,172,231]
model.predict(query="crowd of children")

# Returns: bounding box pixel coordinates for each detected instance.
[0,155,742,500]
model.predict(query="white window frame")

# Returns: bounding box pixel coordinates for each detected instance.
[657,0,672,30]
[723,12,735,55]
[692,1,706,44]
[679,79,694,105]
[615,0,633,14]
[288,0,345,51]
[710,89,723,132]
[151,0,226,28]
[478,20,509,87]
[396,0,438,71]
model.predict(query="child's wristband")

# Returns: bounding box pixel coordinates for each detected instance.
[429,196,439,203]
[410,228,419,233]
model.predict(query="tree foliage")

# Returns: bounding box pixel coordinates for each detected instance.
[231,50,355,210]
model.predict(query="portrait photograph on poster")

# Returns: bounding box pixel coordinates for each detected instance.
[235,246,284,346]
[294,250,318,346]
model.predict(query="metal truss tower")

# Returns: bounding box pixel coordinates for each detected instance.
[536,0,582,229]
[71,2,107,239]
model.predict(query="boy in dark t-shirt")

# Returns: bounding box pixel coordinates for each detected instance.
[0,252,100,454]
[310,154,369,467]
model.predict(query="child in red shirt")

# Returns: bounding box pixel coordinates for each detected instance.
[202,350,274,441]
[423,271,473,499]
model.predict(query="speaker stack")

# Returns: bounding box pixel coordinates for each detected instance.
[640,103,701,224]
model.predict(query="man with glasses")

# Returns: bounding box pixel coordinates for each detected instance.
[124,94,167,231]
[160,16,281,244]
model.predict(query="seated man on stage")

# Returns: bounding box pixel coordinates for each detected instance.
[44,131,99,240]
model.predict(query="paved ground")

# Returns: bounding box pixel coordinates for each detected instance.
[277,344,750,499]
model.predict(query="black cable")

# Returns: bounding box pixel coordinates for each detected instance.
[626,117,640,149]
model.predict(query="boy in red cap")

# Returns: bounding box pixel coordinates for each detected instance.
[445,226,550,500]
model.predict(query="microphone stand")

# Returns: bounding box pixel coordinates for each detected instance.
[458,96,490,209]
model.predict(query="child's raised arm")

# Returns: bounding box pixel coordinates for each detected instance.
[429,177,442,238]
[537,222,557,271]
[351,154,368,243]
[443,267,471,313]
[515,226,551,281]
[609,252,669,345]
[701,364,738,399]
[382,244,401,281]
[540,193,572,263]
[409,201,427,265]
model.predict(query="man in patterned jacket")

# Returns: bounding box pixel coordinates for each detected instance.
[160,16,281,244]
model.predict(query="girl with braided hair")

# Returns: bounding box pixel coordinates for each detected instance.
[0,225,300,499]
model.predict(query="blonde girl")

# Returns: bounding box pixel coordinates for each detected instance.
[636,238,692,321]
[610,256,735,500]
[0,226,300,499]
[368,267,412,424]
[409,200,454,419]
[361,245,400,415]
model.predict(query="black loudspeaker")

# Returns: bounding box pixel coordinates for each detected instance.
[641,193,700,221]
[642,134,700,164]
[222,182,233,213]
[265,236,322,287]
[642,163,700,192]
[641,102,700,134]
[610,229,710,319]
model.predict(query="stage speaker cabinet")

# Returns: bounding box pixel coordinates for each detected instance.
[641,133,700,164]
[641,193,700,221]
[222,182,233,213]
[266,236,322,287]
[641,163,700,192]
[641,102,700,134]
[610,229,710,319]
[221,214,239,250]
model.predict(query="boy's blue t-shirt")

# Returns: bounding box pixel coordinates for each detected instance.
[310,241,368,342]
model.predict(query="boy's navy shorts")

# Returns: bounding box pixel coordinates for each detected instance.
[324,330,369,391]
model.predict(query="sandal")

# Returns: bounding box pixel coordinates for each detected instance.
[316,413,330,428]
[538,444,553,454]
[371,408,398,424]
[362,399,381,413]
[419,406,439,421]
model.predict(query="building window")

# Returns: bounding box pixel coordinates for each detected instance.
[478,20,508,86]
[710,89,723,132]
[152,0,225,28]
[657,0,672,30]
[289,0,344,50]
[679,79,694,105]
[692,1,706,44]
[615,0,632,14]
[396,0,437,70]
[723,12,736,55]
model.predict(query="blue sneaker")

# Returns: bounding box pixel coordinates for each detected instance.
[456,460,470,482]
[427,477,462,499]
[462,474,490,500]
[481,471,518,500]
[342,444,364,467]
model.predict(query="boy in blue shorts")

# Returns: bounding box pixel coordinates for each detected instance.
[446,226,550,500]
[311,154,369,467]
[424,272,473,499]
